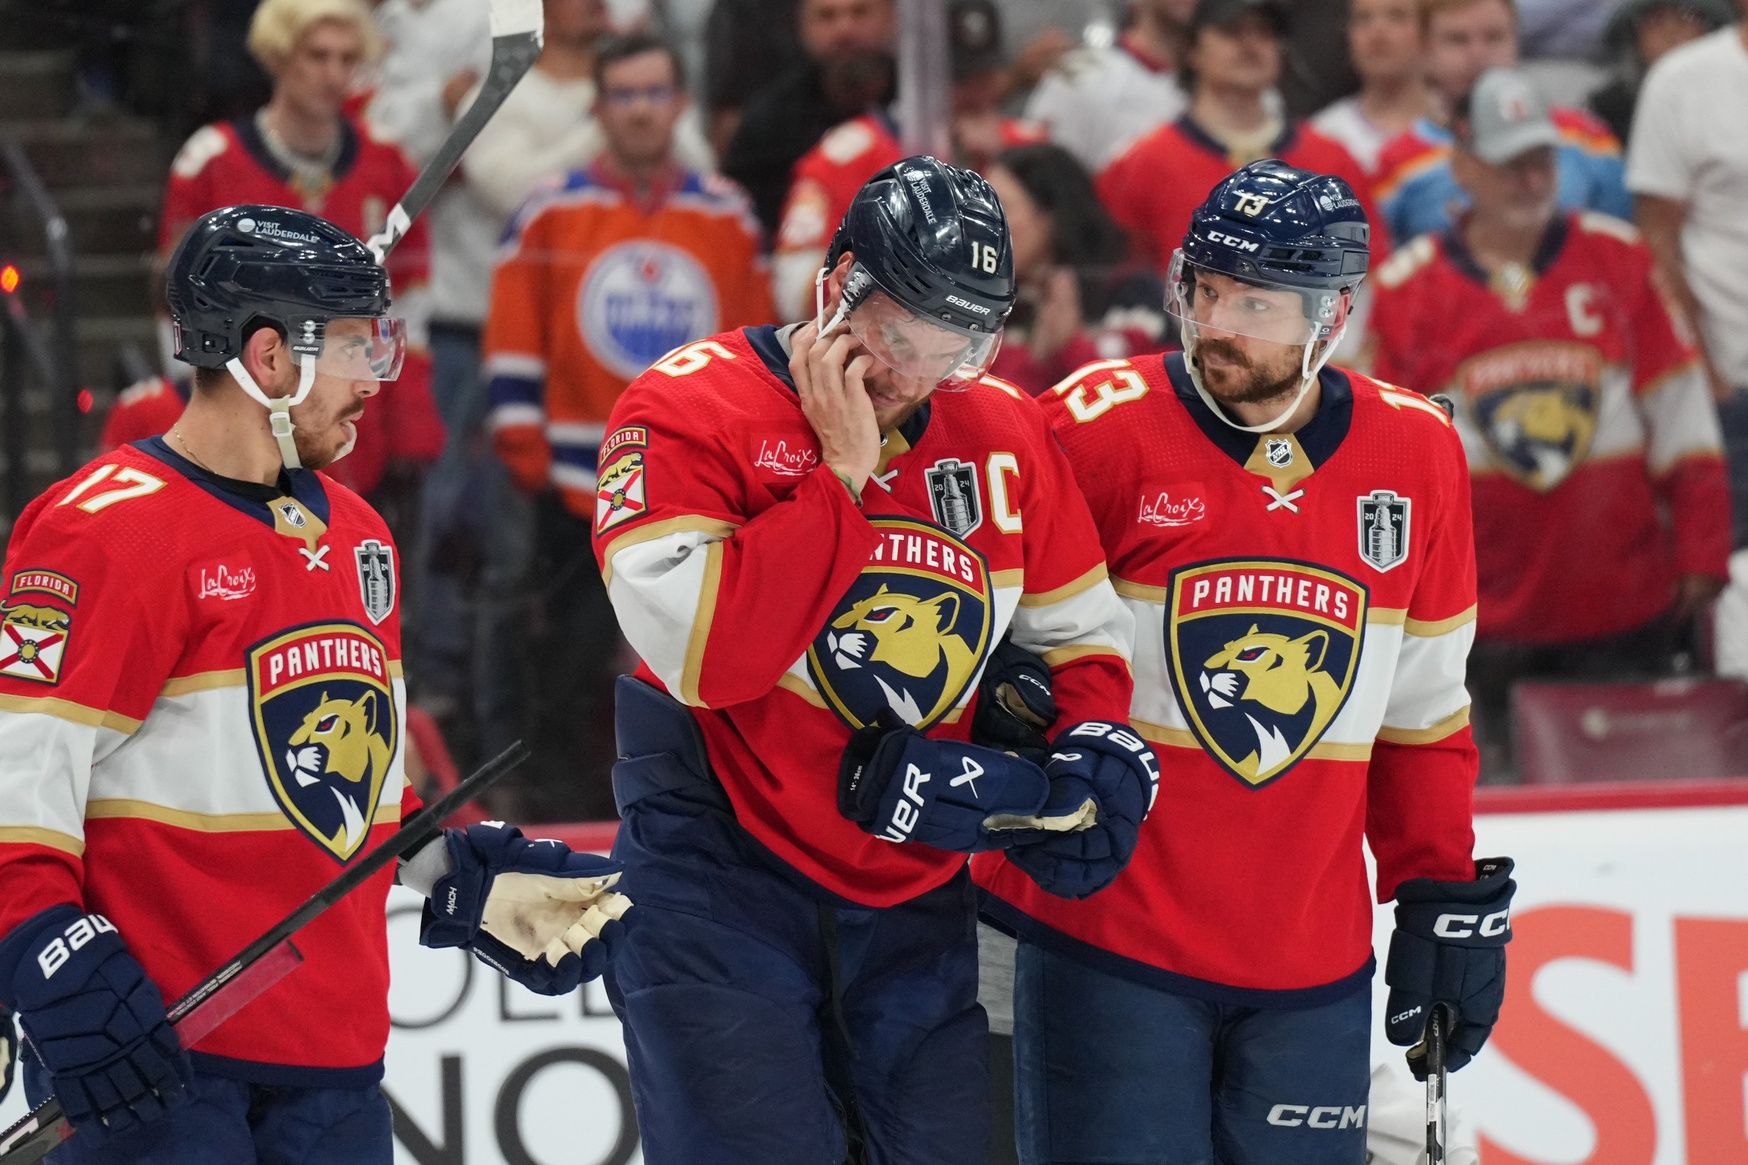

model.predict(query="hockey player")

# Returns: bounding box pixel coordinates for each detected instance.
[0,205,630,1163]
[974,160,1515,1164]
[592,156,1159,1164]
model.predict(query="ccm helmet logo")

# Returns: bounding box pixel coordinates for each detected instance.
[1207,231,1260,252]
[1267,1104,1367,1129]
[1434,909,1511,939]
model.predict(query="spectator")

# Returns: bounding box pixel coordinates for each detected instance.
[721,0,897,235]
[1629,0,1748,550]
[99,373,190,453]
[768,0,1045,317]
[482,33,775,819]
[702,0,804,156]
[460,0,715,227]
[158,0,444,523]
[1024,0,1194,173]
[1589,0,1733,146]
[1097,0,1378,269]
[984,143,1166,393]
[1312,0,1435,175]
[1374,0,1630,246]
[1369,68,1729,780]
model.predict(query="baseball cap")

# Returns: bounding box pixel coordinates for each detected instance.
[949,0,1004,80]
[1460,67,1560,165]
[1188,0,1289,38]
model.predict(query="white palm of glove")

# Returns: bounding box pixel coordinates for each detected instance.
[480,872,633,968]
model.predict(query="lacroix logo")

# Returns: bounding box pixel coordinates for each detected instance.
[753,438,819,477]
[1139,490,1205,527]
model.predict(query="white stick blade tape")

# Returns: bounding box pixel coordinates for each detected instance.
[489,0,543,37]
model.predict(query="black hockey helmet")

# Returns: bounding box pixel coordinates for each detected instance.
[166,204,392,370]
[822,155,1015,383]
[1179,159,1370,310]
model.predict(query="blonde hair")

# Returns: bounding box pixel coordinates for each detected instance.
[1420,0,1517,32]
[247,0,383,74]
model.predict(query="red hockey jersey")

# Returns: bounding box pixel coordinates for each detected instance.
[484,162,775,517]
[1097,116,1383,268]
[0,440,414,1081]
[976,353,1479,1001]
[160,117,445,497]
[99,375,189,452]
[1368,211,1729,643]
[593,326,1135,907]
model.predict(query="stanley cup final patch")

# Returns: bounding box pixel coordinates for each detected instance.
[0,570,79,685]
[925,458,983,538]
[355,539,396,624]
[1357,490,1410,572]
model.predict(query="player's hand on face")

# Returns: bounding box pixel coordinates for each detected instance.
[792,321,880,490]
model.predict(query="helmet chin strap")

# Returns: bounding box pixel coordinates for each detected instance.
[1179,304,1346,435]
[227,353,317,470]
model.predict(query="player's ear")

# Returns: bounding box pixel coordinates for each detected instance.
[241,324,293,397]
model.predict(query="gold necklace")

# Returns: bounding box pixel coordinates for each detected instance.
[170,425,214,473]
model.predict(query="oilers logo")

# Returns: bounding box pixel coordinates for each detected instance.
[578,240,720,380]
[247,622,399,862]
[807,518,992,729]
[1168,560,1366,788]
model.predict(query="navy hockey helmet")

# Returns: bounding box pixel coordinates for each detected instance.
[166,204,395,370]
[821,155,1015,384]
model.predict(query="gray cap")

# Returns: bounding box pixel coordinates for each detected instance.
[1462,67,1560,164]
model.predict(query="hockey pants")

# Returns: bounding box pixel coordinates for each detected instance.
[22,1051,390,1164]
[1012,940,1371,1165]
[606,676,990,1165]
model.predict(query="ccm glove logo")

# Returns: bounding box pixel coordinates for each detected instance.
[1433,908,1511,939]
[36,913,117,979]
[1266,1104,1367,1129]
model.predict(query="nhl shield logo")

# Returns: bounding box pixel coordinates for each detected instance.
[355,539,395,624]
[1168,560,1367,788]
[1265,438,1294,468]
[806,518,992,729]
[247,623,399,862]
[925,458,983,538]
[1357,490,1411,572]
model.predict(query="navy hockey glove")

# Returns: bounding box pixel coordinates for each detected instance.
[417,823,632,995]
[971,639,1057,756]
[1384,857,1516,1080]
[0,1006,16,1107]
[1005,721,1161,899]
[0,905,192,1140]
[838,717,1053,852]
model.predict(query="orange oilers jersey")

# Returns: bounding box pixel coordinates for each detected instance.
[976,353,1480,1003]
[592,325,1135,907]
[0,439,415,1083]
[1369,211,1729,644]
[1097,116,1384,268]
[161,117,445,495]
[483,164,775,517]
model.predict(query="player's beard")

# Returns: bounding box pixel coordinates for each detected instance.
[292,404,362,470]
[1194,338,1302,406]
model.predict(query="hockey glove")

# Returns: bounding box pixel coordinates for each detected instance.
[1384,857,1516,1080]
[416,823,632,995]
[0,1006,16,1106]
[971,638,1057,757]
[0,904,192,1139]
[838,717,1058,852]
[1004,721,1161,899]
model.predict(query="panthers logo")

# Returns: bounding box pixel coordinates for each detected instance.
[248,623,399,861]
[1473,380,1598,491]
[807,518,992,729]
[0,600,73,684]
[1169,561,1366,788]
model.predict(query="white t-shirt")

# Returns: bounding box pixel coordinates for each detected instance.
[1627,26,1748,387]
[1309,94,1392,176]
[1025,40,1186,174]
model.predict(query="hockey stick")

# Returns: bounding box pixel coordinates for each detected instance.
[365,0,544,264]
[0,740,530,1164]
[1424,1004,1451,1164]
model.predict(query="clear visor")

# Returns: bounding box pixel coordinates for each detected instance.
[843,290,1002,388]
[313,316,407,382]
[1167,251,1347,349]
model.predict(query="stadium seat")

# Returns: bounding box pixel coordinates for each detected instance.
[1511,677,1748,784]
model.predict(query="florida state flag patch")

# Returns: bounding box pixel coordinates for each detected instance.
[0,571,79,685]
